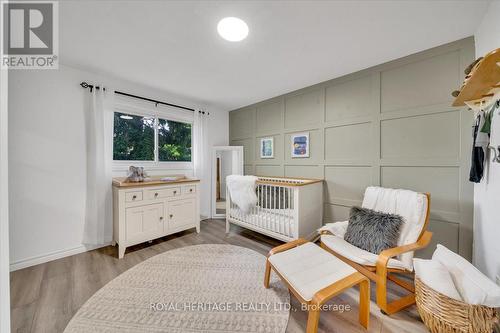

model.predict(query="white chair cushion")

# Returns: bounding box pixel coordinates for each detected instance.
[268,242,357,302]
[413,258,462,301]
[321,234,413,271]
[432,244,500,307]
[362,186,428,268]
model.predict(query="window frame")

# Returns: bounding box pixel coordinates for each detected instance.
[112,100,194,172]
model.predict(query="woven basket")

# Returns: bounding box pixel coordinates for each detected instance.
[415,278,499,333]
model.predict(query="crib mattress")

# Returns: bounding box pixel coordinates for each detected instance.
[229,207,295,237]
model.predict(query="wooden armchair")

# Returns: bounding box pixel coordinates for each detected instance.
[319,187,432,315]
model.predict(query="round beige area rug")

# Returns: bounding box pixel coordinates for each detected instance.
[64,244,290,333]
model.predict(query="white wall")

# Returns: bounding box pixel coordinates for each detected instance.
[473,0,500,282]
[8,64,228,270]
[0,62,10,332]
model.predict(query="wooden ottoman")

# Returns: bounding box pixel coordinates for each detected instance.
[264,239,370,333]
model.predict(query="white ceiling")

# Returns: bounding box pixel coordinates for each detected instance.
[60,0,490,111]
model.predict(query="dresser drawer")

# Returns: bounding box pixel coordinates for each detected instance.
[125,191,143,203]
[145,187,181,200]
[182,185,196,195]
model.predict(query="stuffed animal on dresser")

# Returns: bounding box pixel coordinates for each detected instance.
[126,166,148,182]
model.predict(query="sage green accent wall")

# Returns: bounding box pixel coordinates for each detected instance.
[229,37,475,259]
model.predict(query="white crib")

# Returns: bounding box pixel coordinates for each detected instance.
[226,176,324,242]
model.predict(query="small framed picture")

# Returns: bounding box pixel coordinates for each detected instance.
[291,132,309,158]
[260,137,274,158]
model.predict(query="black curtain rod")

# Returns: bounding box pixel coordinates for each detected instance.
[80,81,206,114]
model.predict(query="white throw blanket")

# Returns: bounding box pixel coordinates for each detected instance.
[226,175,258,214]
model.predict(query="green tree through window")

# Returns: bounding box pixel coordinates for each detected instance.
[158,118,192,162]
[113,112,192,162]
[113,113,155,160]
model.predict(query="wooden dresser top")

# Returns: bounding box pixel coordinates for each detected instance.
[112,176,200,188]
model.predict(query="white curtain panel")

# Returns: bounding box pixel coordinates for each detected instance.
[83,86,114,245]
[193,110,208,216]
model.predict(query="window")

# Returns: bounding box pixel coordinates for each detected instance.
[113,112,155,161]
[113,112,192,163]
[158,118,192,162]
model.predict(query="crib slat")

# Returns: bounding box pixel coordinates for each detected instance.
[272,186,277,232]
[286,187,289,236]
[264,186,267,230]
[288,187,291,237]
[266,185,269,231]
[268,185,271,231]
[256,187,259,226]
[254,185,257,227]
[278,186,282,235]
[260,184,263,229]
[255,185,259,227]
[262,184,265,229]
[271,185,274,231]
[281,186,285,236]
[262,185,269,229]
[262,184,266,230]
[253,185,256,227]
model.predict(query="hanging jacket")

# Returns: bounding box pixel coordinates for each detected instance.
[469,111,486,183]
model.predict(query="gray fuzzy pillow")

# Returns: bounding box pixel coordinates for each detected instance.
[344,206,404,254]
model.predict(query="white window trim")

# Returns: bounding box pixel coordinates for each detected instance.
[112,98,194,172]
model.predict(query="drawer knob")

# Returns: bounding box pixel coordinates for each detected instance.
[132,195,137,200]
[154,192,159,197]
[169,214,173,218]
[189,189,193,192]
[173,190,177,194]
[159,216,163,220]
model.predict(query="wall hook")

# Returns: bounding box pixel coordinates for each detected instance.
[488,145,500,163]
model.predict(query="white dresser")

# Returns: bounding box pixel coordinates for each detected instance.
[112,177,200,258]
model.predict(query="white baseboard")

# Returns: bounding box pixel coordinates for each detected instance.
[9,242,111,272]
[10,214,208,271]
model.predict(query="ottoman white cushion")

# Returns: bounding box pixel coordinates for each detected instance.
[268,242,357,301]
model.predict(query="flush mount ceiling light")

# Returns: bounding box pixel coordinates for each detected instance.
[120,115,133,120]
[217,17,249,42]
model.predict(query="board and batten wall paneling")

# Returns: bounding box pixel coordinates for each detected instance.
[284,89,324,129]
[229,37,475,260]
[324,123,373,164]
[325,75,375,122]
[380,50,461,113]
[256,99,283,133]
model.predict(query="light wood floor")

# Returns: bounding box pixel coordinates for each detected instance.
[10,219,429,333]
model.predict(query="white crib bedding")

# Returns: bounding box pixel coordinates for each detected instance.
[230,207,293,218]
[229,207,295,236]
[260,207,294,217]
